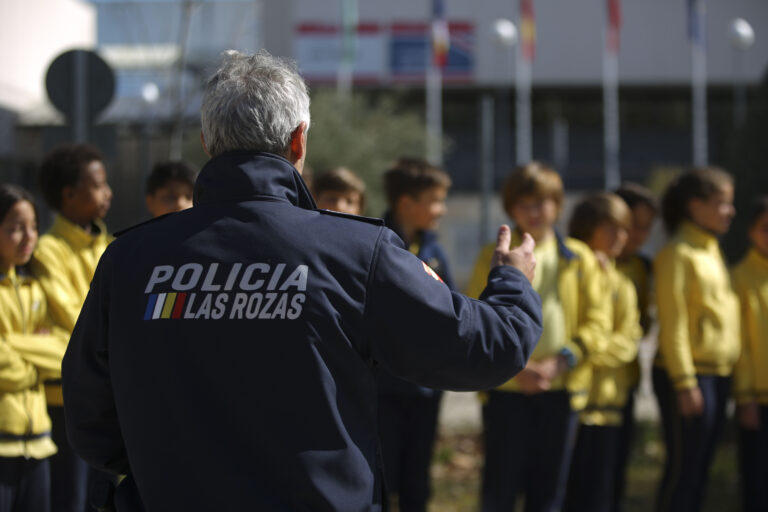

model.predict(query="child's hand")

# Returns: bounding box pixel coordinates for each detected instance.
[677,386,704,417]
[737,402,760,430]
[536,355,569,381]
[516,362,551,394]
[492,225,536,283]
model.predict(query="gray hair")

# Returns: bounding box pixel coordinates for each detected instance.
[201,50,310,157]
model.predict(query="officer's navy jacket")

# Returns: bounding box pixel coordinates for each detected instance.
[375,212,455,397]
[62,151,542,512]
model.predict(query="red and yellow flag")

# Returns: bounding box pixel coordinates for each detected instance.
[431,0,450,68]
[520,0,536,61]
[606,0,622,53]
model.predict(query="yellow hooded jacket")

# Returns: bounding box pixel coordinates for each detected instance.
[0,267,69,458]
[581,261,642,426]
[30,214,112,405]
[732,248,768,405]
[467,232,610,410]
[654,222,740,390]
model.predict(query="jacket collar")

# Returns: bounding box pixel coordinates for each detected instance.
[194,151,316,210]
[511,228,576,261]
[554,230,577,261]
[679,221,719,250]
[747,247,768,272]
[0,266,31,286]
[0,266,15,285]
[49,214,108,250]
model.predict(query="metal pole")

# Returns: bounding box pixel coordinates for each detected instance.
[603,28,620,189]
[733,48,747,127]
[426,65,443,166]
[337,0,358,99]
[480,94,494,244]
[691,0,708,166]
[73,51,88,143]
[515,57,532,164]
[170,0,196,160]
[515,1,532,165]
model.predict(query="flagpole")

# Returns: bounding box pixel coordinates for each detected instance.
[337,0,358,99]
[690,0,708,166]
[426,64,443,166]
[426,0,447,166]
[480,94,494,244]
[516,0,533,165]
[603,0,621,190]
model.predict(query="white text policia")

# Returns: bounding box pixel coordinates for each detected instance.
[143,262,308,321]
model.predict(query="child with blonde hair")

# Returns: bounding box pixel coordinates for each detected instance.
[468,163,609,512]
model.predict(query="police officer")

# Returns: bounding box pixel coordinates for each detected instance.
[62,50,542,512]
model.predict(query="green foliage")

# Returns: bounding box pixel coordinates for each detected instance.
[306,89,429,217]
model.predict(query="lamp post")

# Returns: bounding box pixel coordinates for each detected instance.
[477,19,517,244]
[729,18,755,127]
[141,82,160,194]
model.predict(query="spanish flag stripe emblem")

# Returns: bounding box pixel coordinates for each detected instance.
[161,292,177,319]
[144,294,158,320]
[153,293,166,320]
[172,292,187,319]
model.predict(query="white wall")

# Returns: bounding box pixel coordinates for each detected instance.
[0,0,95,114]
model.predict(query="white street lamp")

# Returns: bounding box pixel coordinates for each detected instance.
[730,18,755,50]
[141,82,160,104]
[493,18,518,48]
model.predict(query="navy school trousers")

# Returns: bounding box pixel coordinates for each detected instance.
[481,390,578,512]
[0,457,50,512]
[738,405,768,512]
[563,423,621,512]
[378,392,442,512]
[653,368,730,512]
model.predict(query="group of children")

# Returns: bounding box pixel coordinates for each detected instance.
[0,144,196,512]
[310,160,768,512]
[1,145,767,512]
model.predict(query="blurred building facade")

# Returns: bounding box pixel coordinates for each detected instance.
[2,0,768,236]
[88,0,768,191]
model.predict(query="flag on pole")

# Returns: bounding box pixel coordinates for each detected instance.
[431,0,450,68]
[687,0,706,48]
[520,0,536,61]
[606,0,622,53]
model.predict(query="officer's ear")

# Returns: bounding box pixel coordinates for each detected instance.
[200,132,211,157]
[286,122,308,174]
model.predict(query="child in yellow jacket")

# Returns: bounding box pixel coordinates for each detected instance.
[468,163,609,512]
[31,144,113,512]
[563,192,642,512]
[613,183,659,509]
[653,167,739,512]
[732,196,768,512]
[0,184,69,511]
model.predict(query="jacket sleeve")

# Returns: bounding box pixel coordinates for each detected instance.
[0,340,39,392]
[5,329,68,378]
[655,246,697,390]
[590,272,641,368]
[364,229,542,391]
[61,249,128,475]
[732,270,755,404]
[572,248,612,364]
[31,241,82,333]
